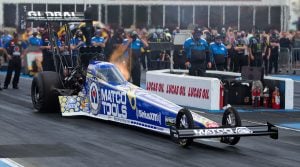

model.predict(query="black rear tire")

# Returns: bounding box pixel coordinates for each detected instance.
[176,109,194,147]
[221,107,242,145]
[31,71,62,112]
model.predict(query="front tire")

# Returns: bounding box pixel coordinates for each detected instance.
[221,107,241,145]
[31,71,62,112]
[176,109,194,147]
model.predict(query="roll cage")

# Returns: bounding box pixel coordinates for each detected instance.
[26,10,103,95]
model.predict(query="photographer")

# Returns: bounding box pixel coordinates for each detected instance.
[183,27,210,76]
[123,31,149,86]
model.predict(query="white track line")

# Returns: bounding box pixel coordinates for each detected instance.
[0,158,24,167]
[243,120,300,132]
[193,109,300,133]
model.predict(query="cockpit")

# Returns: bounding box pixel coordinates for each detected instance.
[91,62,126,85]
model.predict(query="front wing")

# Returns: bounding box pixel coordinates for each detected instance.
[170,122,278,140]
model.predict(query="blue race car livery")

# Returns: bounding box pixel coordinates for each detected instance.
[56,61,278,147]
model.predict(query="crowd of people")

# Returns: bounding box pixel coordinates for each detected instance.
[0,23,300,89]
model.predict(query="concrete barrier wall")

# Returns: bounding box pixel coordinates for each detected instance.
[146,69,294,110]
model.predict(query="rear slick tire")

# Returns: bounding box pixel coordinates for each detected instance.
[31,71,62,112]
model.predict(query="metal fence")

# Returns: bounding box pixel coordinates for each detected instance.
[291,48,300,74]
[278,47,291,73]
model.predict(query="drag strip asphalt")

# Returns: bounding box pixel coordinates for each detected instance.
[0,74,299,167]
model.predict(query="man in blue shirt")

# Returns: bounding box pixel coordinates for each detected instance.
[209,34,227,71]
[91,29,106,61]
[1,30,13,47]
[123,31,148,86]
[28,30,42,46]
[184,27,211,76]
[70,29,86,67]
[91,29,106,48]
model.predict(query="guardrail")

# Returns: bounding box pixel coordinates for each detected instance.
[278,47,291,73]
[291,48,300,74]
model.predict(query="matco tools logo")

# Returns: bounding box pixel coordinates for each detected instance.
[89,82,100,115]
[193,127,253,136]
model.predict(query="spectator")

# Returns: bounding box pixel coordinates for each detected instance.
[140,28,151,70]
[1,30,13,47]
[279,31,291,72]
[184,27,211,76]
[91,29,106,61]
[209,34,227,71]
[280,31,291,50]
[0,39,10,90]
[269,31,280,74]
[70,29,86,66]
[91,29,106,48]
[233,32,247,72]
[249,30,267,67]
[3,32,25,89]
[123,30,148,86]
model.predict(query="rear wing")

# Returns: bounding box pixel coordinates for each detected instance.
[170,122,278,140]
[26,11,92,22]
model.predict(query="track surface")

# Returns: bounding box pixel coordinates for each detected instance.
[0,74,300,167]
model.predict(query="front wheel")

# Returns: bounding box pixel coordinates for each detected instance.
[221,107,242,145]
[175,109,194,147]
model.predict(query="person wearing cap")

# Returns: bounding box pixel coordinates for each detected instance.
[70,29,86,66]
[91,29,106,48]
[123,30,149,86]
[209,34,227,71]
[91,29,106,61]
[3,32,25,89]
[183,27,211,76]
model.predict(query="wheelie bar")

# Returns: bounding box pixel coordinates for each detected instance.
[170,122,278,139]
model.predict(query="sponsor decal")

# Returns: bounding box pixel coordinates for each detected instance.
[89,82,100,115]
[165,116,176,126]
[146,81,210,100]
[66,97,76,109]
[59,96,82,113]
[235,127,253,134]
[127,90,137,110]
[27,11,76,18]
[193,127,253,136]
[146,82,164,93]
[101,88,127,119]
[136,109,162,125]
